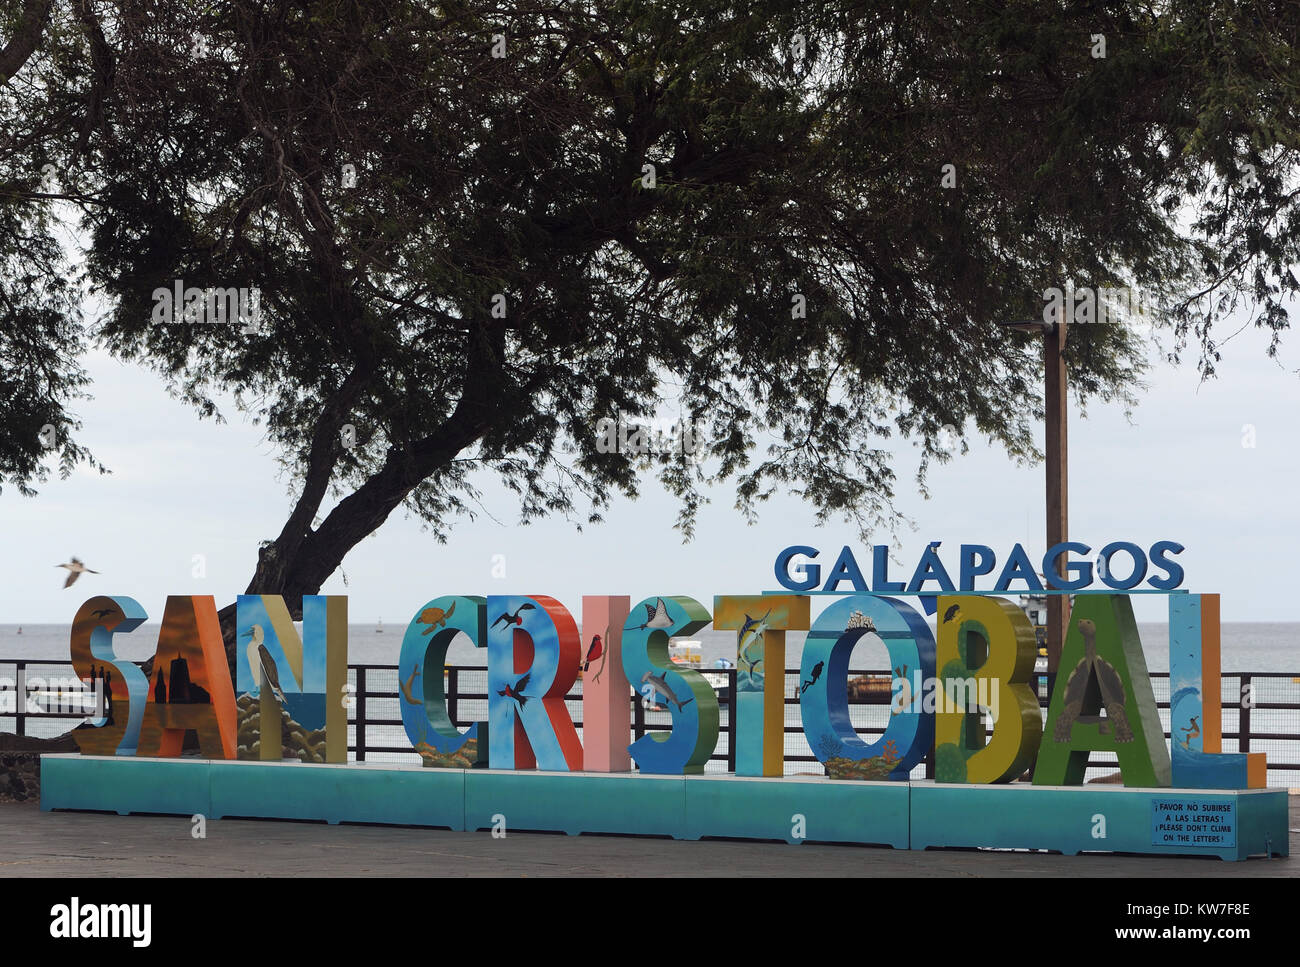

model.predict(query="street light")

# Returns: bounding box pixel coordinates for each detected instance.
[1001,315,1069,714]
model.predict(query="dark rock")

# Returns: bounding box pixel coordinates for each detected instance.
[0,732,77,753]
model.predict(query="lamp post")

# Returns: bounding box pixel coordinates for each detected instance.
[1002,316,1069,705]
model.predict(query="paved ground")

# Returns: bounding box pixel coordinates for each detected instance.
[1,798,1296,876]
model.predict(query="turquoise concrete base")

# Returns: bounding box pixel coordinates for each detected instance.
[41,754,211,817]
[209,760,466,829]
[465,770,684,836]
[683,774,909,846]
[910,782,1288,861]
[40,756,1288,860]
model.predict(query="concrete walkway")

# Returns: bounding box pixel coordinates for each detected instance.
[2,798,1296,876]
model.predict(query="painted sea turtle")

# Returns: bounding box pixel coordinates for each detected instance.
[418,599,456,633]
[1053,618,1134,743]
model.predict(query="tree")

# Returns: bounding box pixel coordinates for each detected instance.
[4,1,1299,664]
[0,0,102,495]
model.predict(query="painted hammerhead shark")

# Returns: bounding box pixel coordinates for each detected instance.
[640,670,693,712]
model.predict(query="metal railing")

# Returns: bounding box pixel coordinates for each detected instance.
[341,664,1300,786]
[4,660,1298,787]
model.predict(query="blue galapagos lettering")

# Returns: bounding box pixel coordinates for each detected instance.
[773,542,1184,593]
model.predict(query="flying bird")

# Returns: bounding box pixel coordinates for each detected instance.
[491,603,535,629]
[57,558,99,589]
[497,673,531,708]
[91,608,116,619]
[627,598,673,631]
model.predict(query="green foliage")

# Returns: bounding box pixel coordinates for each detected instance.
[0,0,103,495]
[2,0,1298,592]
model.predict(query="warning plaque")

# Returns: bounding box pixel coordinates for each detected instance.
[1150,798,1236,847]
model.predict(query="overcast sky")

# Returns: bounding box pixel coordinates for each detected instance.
[3,311,1298,626]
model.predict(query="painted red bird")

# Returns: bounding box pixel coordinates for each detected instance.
[583,635,603,672]
[497,673,531,708]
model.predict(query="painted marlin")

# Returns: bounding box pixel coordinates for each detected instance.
[640,670,693,712]
[737,609,771,674]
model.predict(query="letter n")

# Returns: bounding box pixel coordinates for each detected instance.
[236,595,349,762]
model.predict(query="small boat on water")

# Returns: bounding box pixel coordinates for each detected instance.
[376,618,384,634]
[842,596,1057,701]
[846,674,894,702]
[669,639,702,668]
[632,639,731,707]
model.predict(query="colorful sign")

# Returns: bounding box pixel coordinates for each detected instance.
[39,546,1290,863]
[55,573,1268,793]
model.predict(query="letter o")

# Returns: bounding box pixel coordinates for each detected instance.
[1097,541,1147,590]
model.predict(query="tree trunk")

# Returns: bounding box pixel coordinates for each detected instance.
[214,322,507,673]
[0,0,51,84]
[215,416,492,673]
